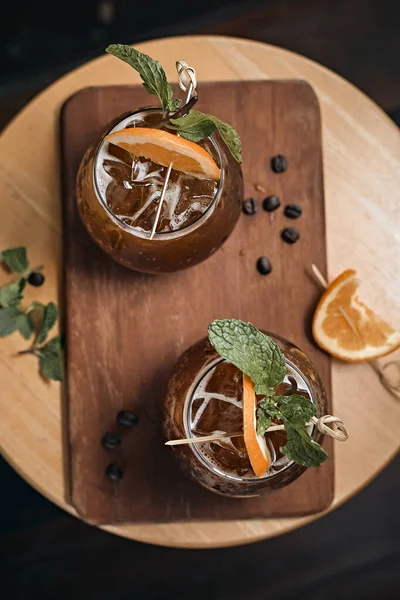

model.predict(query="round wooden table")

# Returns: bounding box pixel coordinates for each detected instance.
[0,36,399,549]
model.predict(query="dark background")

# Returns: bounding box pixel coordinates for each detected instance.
[1,0,399,598]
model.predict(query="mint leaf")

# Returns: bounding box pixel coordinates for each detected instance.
[16,313,34,340]
[0,307,21,337]
[38,335,64,381]
[36,302,58,345]
[169,99,182,111]
[208,319,286,394]
[1,247,29,273]
[281,423,328,468]
[277,394,327,467]
[0,279,26,308]
[278,394,317,424]
[170,110,242,163]
[256,407,272,436]
[106,44,176,112]
[256,395,281,435]
[170,111,215,140]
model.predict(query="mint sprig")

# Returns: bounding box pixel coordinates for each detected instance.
[170,110,242,163]
[0,279,26,308]
[37,336,64,382]
[106,44,180,113]
[0,246,63,381]
[1,246,29,273]
[208,319,286,394]
[35,301,58,345]
[105,44,242,163]
[208,319,328,468]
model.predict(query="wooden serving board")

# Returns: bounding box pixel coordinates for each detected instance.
[61,81,333,525]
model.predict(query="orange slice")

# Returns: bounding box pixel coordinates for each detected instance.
[312,269,400,362]
[242,373,271,477]
[105,127,220,180]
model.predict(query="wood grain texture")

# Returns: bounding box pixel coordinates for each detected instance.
[61,81,332,524]
[0,36,399,547]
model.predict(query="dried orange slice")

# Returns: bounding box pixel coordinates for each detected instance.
[105,127,220,180]
[243,373,271,477]
[312,269,400,362]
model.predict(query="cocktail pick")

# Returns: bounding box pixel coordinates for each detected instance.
[165,415,349,446]
[149,61,198,239]
[311,263,400,399]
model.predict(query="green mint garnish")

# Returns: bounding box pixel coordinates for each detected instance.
[256,394,280,436]
[278,394,328,467]
[169,110,242,163]
[0,307,23,337]
[0,246,63,381]
[35,301,58,345]
[105,44,242,163]
[1,246,29,273]
[16,313,34,340]
[38,335,64,382]
[0,279,26,308]
[208,318,327,468]
[106,44,180,113]
[256,408,272,436]
[208,319,286,395]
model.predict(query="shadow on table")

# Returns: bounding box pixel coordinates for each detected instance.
[1,453,399,600]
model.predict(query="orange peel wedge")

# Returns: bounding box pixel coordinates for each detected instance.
[105,127,220,180]
[312,269,400,362]
[243,373,271,477]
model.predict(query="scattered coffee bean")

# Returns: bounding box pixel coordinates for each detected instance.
[284,204,302,219]
[28,271,45,287]
[106,464,123,481]
[271,154,287,173]
[117,410,138,427]
[101,432,122,450]
[256,257,272,275]
[263,195,281,212]
[281,227,300,244]
[242,197,258,215]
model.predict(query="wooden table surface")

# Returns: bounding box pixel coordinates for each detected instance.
[0,35,399,549]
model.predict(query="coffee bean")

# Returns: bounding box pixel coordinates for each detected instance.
[106,464,123,481]
[117,410,138,427]
[101,432,122,450]
[284,204,302,219]
[242,197,258,215]
[263,195,281,212]
[257,257,272,275]
[281,227,300,244]
[271,155,287,173]
[28,271,45,287]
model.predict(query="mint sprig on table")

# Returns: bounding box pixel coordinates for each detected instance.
[105,44,242,163]
[208,319,328,468]
[0,246,64,381]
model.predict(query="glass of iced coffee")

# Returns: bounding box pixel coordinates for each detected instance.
[76,45,243,273]
[164,320,333,497]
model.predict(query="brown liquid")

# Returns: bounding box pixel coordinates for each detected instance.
[98,111,219,234]
[190,361,312,479]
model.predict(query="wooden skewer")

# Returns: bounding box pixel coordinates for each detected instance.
[150,163,172,239]
[149,61,196,239]
[166,415,349,446]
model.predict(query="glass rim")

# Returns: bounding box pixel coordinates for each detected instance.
[183,355,316,483]
[92,107,225,240]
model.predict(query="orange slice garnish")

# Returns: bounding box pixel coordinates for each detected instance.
[312,269,400,362]
[243,373,271,477]
[105,127,220,180]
